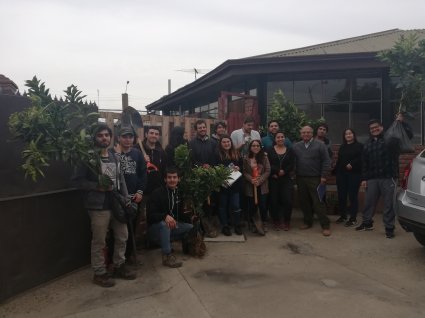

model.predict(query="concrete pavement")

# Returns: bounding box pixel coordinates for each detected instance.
[2,211,425,318]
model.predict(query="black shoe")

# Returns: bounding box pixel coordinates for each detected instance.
[344,218,358,227]
[93,273,115,287]
[234,224,243,235]
[222,226,232,236]
[113,264,137,280]
[385,228,395,239]
[355,223,374,231]
[335,216,347,224]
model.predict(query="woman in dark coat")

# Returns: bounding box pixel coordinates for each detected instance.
[267,131,295,231]
[334,128,363,227]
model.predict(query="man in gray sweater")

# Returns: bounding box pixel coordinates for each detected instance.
[293,126,332,236]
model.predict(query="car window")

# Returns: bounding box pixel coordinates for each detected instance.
[421,151,425,158]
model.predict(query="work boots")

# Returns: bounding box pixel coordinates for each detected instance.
[162,253,183,268]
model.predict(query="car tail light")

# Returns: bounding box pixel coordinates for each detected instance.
[401,160,413,190]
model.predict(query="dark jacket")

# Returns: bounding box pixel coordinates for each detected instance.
[218,156,243,194]
[72,149,127,210]
[267,146,295,179]
[115,148,147,195]
[334,142,363,175]
[138,140,167,194]
[189,136,218,166]
[146,186,191,225]
[362,133,399,180]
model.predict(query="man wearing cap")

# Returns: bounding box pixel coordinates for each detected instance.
[115,126,147,263]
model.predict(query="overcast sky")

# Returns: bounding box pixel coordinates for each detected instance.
[2,0,424,111]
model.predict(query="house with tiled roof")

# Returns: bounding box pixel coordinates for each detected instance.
[146,29,425,144]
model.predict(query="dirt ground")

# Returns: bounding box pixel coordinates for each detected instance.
[1,210,425,318]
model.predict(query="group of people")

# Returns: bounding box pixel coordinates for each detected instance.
[74,112,408,288]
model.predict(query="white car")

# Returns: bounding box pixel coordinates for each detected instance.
[396,149,425,246]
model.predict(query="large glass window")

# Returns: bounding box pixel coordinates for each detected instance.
[267,81,293,105]
[351,102,381,143]
[294,80,322,104]
[352,78,381,101]
[297,103,321,121]
[323,103,349,142]
[325,79,350,103]
[266,74,424,144]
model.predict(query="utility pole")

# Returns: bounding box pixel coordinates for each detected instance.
[122,81,129,110]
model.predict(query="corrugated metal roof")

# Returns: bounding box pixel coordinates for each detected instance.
[250,29,425,58]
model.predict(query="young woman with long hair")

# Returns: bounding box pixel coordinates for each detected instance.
[217,135,243,235]
[334,128,363,227]
[267,131,295,231]
[243,139,270,234]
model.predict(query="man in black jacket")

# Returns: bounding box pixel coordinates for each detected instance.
[356,119,400,238]
[147,168,193,268]
[189,119,218,167]
[73,124,136,287]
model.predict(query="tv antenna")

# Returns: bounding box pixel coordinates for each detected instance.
[176,68,210,80]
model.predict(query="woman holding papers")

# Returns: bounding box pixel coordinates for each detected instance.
[267,131,295,231]
[217,135,244,236]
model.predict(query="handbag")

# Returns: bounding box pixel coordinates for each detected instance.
[110,190,138,224]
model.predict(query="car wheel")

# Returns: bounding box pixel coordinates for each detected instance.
[413,232,425,247]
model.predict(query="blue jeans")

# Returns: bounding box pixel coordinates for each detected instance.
[218,190,241,227]
[148,221,193,255]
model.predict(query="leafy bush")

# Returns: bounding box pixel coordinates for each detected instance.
[378,33,425,113]
[174,144,230,215]
[8,76,99,181]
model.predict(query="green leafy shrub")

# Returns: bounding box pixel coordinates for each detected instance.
[8,76,99,181]
[174,144,230,215]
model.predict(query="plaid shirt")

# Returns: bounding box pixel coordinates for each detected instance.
[362,134,399,180]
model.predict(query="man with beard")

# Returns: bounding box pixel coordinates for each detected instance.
[138,127,167,194]
[73,124,136,287]
[230,116,261,157]
[261,120,292,149]
[189,119,218,167]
